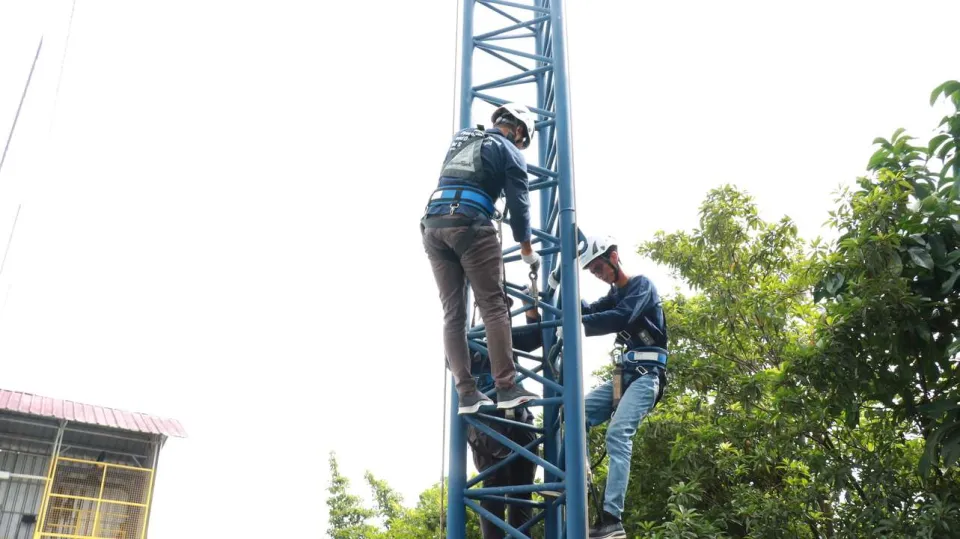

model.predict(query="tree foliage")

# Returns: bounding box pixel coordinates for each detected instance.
[326,451,379,539]
[810,80,960,478]
[325,451,482,539]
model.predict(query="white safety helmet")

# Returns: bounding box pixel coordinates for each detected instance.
[491,103,536,149]
[579,235,618,270]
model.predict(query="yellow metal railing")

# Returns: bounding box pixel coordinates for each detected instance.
[35,457,155,539]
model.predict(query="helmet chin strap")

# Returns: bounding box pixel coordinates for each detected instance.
[602,254,620,284]
[495,116,528,148]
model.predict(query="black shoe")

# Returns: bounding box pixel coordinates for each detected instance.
[589,511,625,539]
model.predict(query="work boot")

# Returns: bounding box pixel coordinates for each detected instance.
[496,384,539,410]
[458,390,494,415]
[589,511,626,539]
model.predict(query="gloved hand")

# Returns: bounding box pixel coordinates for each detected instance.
[520,285,533,307]
[555,324,563,342]
[548,268,560,289]
[521,249,541,273]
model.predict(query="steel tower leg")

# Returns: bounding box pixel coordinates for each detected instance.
[445,0,476,536]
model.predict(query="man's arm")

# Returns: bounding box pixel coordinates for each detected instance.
[511,289,544,352]
[501,146,533,246]
[580,293,617,316]
[512,322,543,352]
[581,277,655,337]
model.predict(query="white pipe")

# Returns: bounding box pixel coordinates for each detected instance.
[0,471,48,481]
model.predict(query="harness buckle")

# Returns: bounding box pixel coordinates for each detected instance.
[610,344,626,366]
[448,202,460,215]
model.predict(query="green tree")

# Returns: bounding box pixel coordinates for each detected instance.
[810,80,960,478]
[326,451,378,539]
[325,454,484,539]
[364,471,404,530]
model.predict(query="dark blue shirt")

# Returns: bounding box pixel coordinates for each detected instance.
[427,128,532,243]
[581,275,665,343]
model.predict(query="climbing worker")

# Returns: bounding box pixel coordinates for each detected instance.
[467,293,543,538]
[421,103,542,415]
[572,235,669,539]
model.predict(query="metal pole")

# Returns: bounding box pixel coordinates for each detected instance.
[33,421,66,539]
[535,2,562,535]
[0,471,52,482]
[446,1,475,537]
[549,0,589,535]
[1,37,43,178]
[1,204,22,277]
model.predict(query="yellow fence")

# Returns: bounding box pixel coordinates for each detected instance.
[34,457,155,539]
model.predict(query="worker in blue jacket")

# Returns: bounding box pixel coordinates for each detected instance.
[571,235,669,539]
[421,103,542,415]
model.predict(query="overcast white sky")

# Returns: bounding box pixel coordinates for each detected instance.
[1,0,957,537]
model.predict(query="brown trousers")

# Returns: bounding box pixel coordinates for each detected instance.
[422,217,517,397]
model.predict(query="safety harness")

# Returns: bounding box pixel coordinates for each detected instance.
[421,127,502,258]
[610,345,668,411]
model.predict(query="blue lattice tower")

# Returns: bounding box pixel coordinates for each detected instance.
[444,1,588,537]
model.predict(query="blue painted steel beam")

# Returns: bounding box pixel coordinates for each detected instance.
[474,65,552,92]
[473,495,547,509]
[502,246,560,262]
[466,435,545,488]
[468,482,567,497]
[527,163,559,178]
[464,499,529,539]
[474,42,553,64]
[512,349,543,362]
[517,505,548,533]
[445,0,475,535]
[483,33,538,41]
[493,77,540,89]
[475,411,546,432]
[516,364,565,394]
[475,15,549,40]
[528,178,559,191]
[477,47,529,72]
[473,91,557,118]
[465,416,566,478]
[447,1,587,537]
[549,0,589,535]
[479,0,551,14]
[466,318,560,338]
[477,0,524,24]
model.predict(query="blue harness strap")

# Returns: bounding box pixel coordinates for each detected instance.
[615,346,668,407]
[420,184,499,258]
[620,347,668,370]
[425,184,497,218]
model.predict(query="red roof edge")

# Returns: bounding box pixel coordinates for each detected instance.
[0,388,187,439]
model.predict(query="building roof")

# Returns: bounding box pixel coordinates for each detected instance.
[0,388,187,438]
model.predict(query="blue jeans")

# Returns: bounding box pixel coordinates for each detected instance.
[585,371,660,520]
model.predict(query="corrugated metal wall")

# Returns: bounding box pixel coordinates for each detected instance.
[0,412,161,539]
[0,444,50,539]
